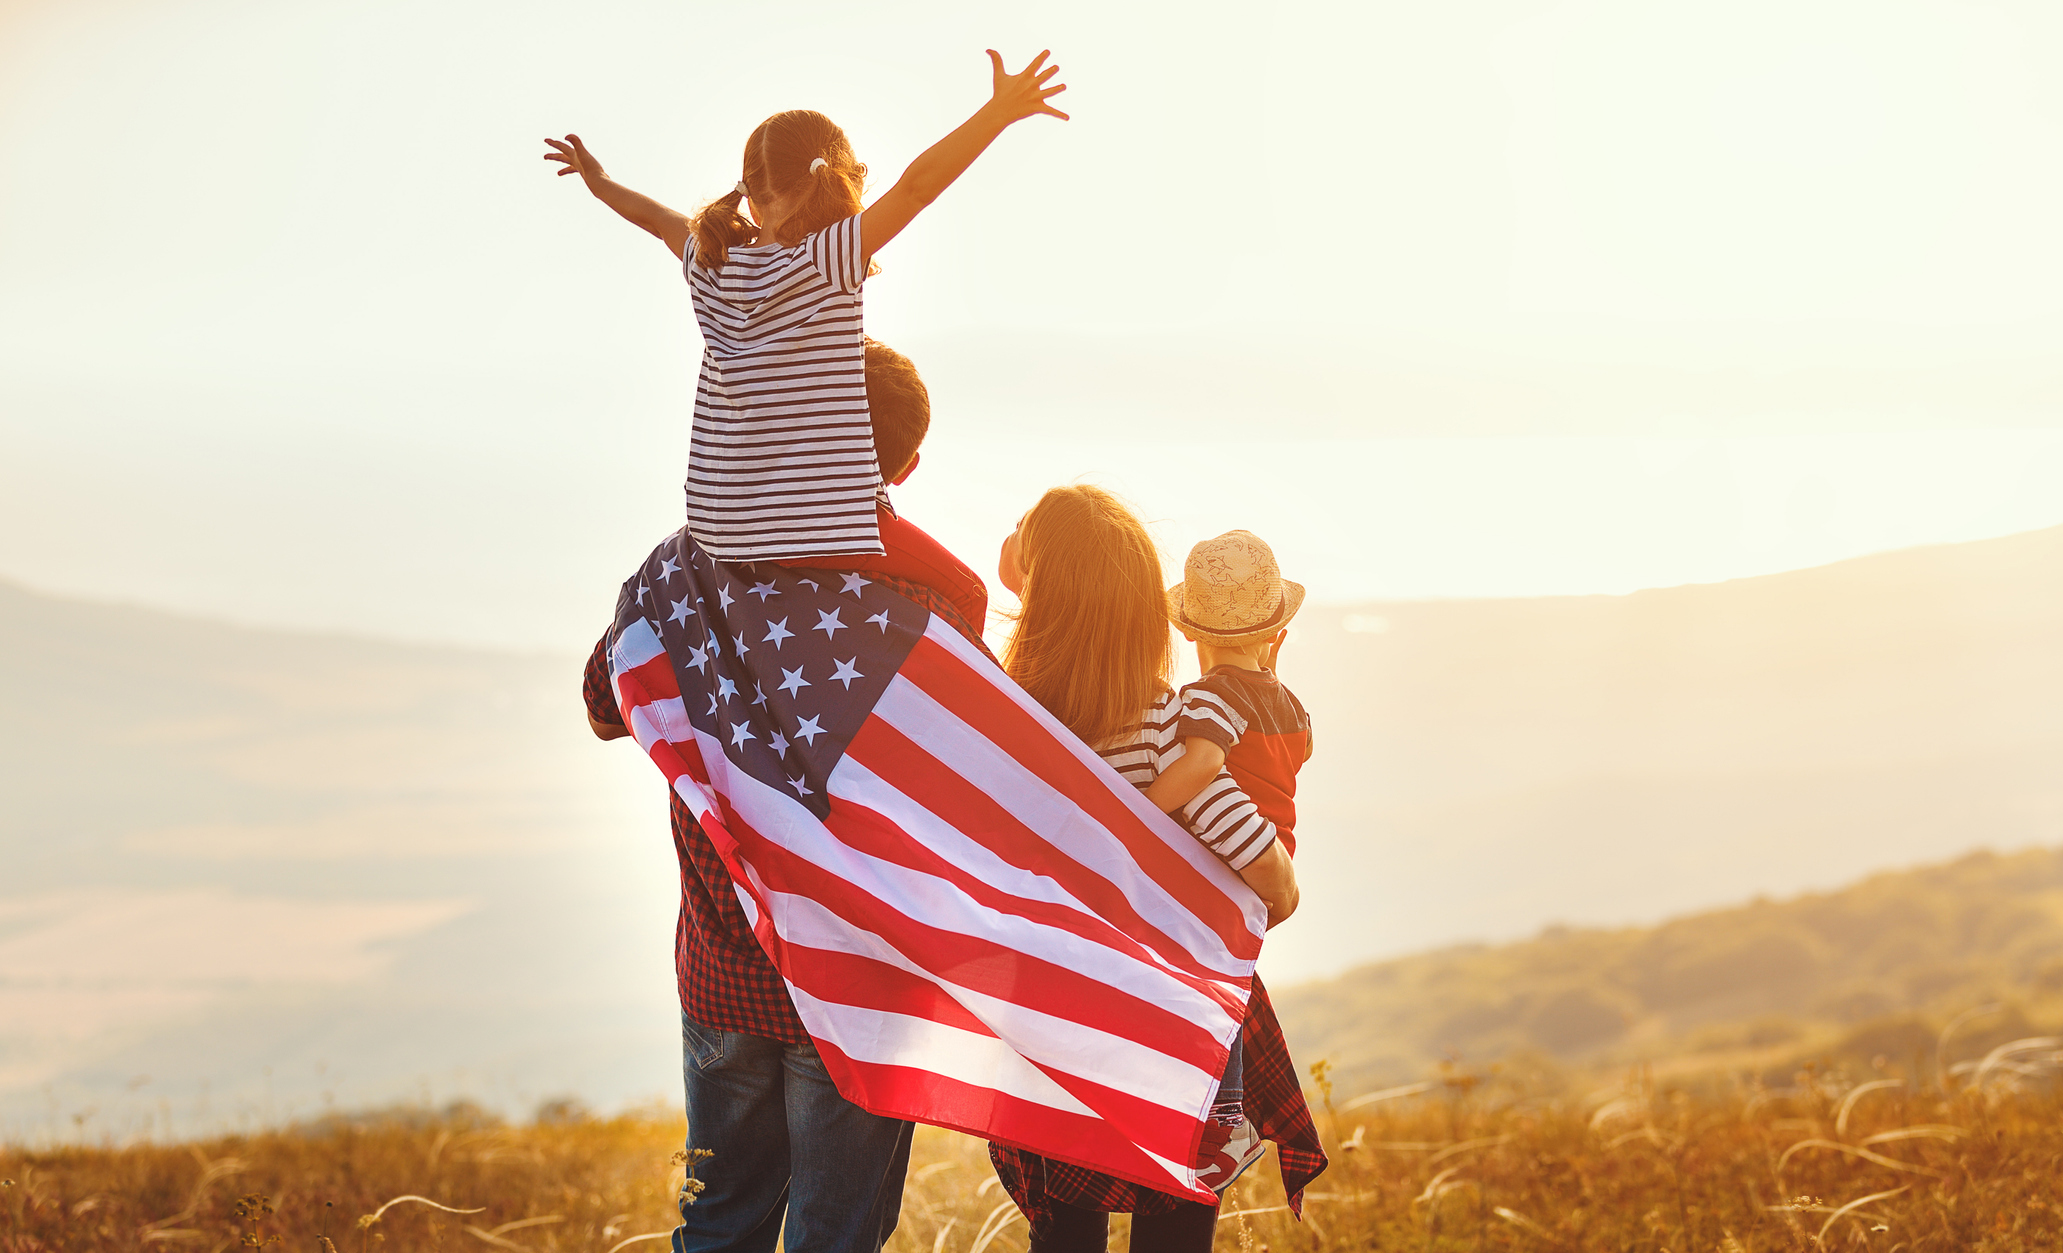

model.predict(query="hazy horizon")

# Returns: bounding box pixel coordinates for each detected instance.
[5,0,2063,651]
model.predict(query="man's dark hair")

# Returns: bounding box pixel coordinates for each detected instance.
[865,338,930,482]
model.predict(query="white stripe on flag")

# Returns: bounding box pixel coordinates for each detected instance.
[610,617,666,672]
[918,618,1259,908]
[628,695,692,755]
[704,742,1235,1038]
[785,984,1099,1118]
[772,891,1219,1116]
[870,664,1260,975]
[823,749,1246,1034]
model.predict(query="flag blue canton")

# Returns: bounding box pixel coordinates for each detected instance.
[613,530,928,819]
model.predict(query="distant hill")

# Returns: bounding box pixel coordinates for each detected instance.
[1264,522,2063,980]
[0,580,685,1137]
[1275,846,2063,1097]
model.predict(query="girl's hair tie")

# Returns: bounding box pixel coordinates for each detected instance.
[809,157,828,175]
[733,180,749,198]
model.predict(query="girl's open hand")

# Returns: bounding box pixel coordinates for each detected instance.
[543,134,607,182]
[984,49,1069,123]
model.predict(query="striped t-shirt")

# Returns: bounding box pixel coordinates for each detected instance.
[1095,689,1278,870]
[1176,666,1311,856]
[683,212,882,563]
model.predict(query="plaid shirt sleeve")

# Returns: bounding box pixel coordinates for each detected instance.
[583,636,625,727]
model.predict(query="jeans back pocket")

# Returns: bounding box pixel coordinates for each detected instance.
[682,1015,726,1069]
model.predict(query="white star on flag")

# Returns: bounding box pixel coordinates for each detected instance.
[669,597,695,626]
[658,557,682,581]
[748,580,780,601]
[793,714,826,745]
[763,618,795,648]
[769,730,790,758]
[636,583,649,605]
[687,645,710,672]
[785,775,814,797]
[716,676,738,702]
[730,721,756,748]
[718,585,737,612]
[867,611,892,632]
[840,573,872,597]
[778,666,810,695]
[829,658,864,690]
[815,609,846,639]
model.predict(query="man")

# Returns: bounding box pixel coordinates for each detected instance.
[584,341,988,1253]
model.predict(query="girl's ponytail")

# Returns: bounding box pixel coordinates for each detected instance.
[693,111,866,270]
[690,186,756,271]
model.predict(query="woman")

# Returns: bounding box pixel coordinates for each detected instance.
[990,484,1326,1253]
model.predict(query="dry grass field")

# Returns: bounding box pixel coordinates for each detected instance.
[5,1054,2060,1253]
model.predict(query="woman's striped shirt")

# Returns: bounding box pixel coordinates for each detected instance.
[682,212,882,563]
[1094,689,1279,870]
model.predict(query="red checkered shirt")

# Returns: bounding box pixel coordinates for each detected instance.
[584,570,992,1044]
[989,979,1328,1220]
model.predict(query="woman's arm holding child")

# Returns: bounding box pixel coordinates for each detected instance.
[1142,738,1298,925]
[1142,737,1225,814]
[1241,842,1300,929]
[861,50,1068,259]
[544,134,696,260]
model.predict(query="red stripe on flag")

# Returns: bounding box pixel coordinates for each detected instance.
[777,941,998,1039]
[844,716,1249,1002]
[616,652,680,706]
[811,1038,1214,1205]
[897,636,1256,955]
[722,803,1225,1076]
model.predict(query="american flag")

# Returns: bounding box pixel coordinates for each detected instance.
[606,529,1265,1201]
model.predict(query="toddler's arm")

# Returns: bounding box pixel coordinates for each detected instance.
[1142,736,1225,814]
[544,134,695,260]
[861,50,1068,258]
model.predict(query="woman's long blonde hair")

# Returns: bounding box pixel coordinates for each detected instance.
[1004,485,1172,746]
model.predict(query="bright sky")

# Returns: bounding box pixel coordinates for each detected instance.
[2,0,2061,649]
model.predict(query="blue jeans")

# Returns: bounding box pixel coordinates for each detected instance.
[673,1012,915,1253]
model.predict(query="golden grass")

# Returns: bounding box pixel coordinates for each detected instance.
[4,1065,2061,1252]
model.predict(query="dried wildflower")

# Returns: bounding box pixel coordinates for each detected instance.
[678,1148,716,1206]
[233,1193,280,1248]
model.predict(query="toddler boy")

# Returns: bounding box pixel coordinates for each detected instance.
[1143,530,1311,852]
[1141,529,1311,1192]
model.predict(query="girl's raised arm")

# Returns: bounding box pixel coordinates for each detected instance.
[861,50,1068,259]
[544,134,696,260]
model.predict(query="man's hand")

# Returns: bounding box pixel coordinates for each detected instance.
[543,134,608,185]
[983,49,1069,123]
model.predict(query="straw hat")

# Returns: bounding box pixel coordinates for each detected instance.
[1166,530,1306,647]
